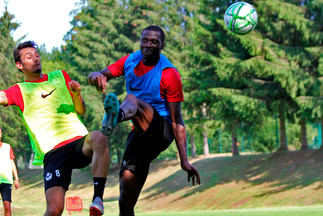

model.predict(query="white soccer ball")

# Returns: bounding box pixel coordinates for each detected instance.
[224,2,258,35]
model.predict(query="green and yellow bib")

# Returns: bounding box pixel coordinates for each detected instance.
[17,70,89,165]
[0,143,13,184]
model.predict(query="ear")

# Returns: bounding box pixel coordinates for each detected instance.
[161,42,165,50]
[16,62,23,70]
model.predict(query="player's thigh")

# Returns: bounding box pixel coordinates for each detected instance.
[82,130,107,158]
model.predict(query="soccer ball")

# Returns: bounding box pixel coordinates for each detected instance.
[224,2,258,35]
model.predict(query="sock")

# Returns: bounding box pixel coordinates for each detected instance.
[93,177,106,201]
[117,108,125,123]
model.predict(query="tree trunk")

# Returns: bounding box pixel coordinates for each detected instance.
[117,148,122,165]
[190,133,196,158]
[202,103,209,156]
[320,116,323,149]
[278,109,288,150]
[24,150,28,169]
[231,130,239,156]
[300,118,308,150]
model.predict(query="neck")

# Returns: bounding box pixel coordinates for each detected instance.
[25,73,43,81]
[142,57,160,66]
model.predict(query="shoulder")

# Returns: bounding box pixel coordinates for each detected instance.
[162,68,181,80]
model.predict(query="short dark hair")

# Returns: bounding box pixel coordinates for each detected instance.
[13,41,38,63]
[141,25,165,43]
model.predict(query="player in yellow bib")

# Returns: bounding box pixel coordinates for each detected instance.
[0,41,108,216]
[0,126,19,216]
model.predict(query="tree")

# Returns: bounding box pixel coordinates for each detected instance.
[0,7,31,165]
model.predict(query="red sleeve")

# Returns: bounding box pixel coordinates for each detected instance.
[160,68,184,102]
[61,70,73,97]
[107,55,130,77]
[3,85,24,112]
[10,146,15,159]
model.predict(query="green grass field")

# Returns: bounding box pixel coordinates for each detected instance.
[136,207,323,216]
[3,150,323,215]
[7,206,323,216]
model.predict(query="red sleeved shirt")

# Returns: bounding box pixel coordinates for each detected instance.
[4,71,72,112]
[9,145,15,159]
[107,55,184,102]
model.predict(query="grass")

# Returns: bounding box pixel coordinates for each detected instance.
[3,149,323,215]
[6,206,323,216]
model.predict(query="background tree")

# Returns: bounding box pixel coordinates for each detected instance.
[0,8,31,167]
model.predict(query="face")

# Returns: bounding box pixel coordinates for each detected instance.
[140,30,164,64]
[16,47,42,74]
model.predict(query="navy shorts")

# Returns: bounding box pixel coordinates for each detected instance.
[43,136,91,191]
[0,183,12,202]
[120,108,174,182]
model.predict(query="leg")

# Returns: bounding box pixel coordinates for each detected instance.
[119,170,145,216]
[82,131,109,216]
[3,201,11,216]
[44,186,65,216]
[120,94,154,133]
[82,131,110,177]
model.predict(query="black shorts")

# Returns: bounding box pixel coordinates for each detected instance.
[0,183,12,202]
[119,108,174,182]
[43,136,91,191]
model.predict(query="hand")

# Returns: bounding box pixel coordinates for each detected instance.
[181,161,201,186]
[14,179,19,189]
[68,80,82,96]
[88,72,107,93]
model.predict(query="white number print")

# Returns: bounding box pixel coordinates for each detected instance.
[55,170,60,177]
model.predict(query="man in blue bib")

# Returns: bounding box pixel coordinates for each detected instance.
[88,25,200,216]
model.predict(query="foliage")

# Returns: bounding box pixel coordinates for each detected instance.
[0,8,31,162]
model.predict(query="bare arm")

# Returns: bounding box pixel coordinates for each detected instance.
[0,91,8,106]
[88,68,115,93]
[68,80,86,115]
[168,102,201,186]
[11,159,19,189]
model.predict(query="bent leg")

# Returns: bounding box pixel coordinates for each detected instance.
[82,130,110,177]
[119,170,145,216]
[45,186,65,216]
[120,94,154,133]
[3,201,11,216]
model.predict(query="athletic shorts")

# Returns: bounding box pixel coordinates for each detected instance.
[119,108,174,182]
[43,136,91,191]
[0,183,12,202]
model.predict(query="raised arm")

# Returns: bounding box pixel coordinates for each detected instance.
[68,80,86,115]
[0,91,8,106]
[168,102,201,186]
[88,68,115,93]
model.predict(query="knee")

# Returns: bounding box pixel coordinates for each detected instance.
[119,189,136,209]
[125,94,137,101]
[90,131,109,152]
[46,205,64,216]
[3,202,11,213]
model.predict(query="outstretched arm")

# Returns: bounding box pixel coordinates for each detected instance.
[0,91,8,106]
[88,68,115,93]
[11,159,19,189]
[168,102,201,186]
[68,80,86,115]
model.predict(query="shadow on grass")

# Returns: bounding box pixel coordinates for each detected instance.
[143,149,323,201]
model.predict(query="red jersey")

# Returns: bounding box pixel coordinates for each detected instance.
[108,55,184,102]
